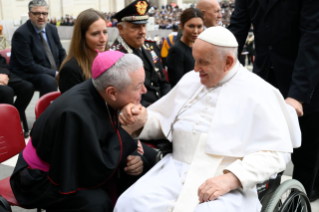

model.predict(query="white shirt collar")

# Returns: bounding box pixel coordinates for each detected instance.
[33,25,46,34]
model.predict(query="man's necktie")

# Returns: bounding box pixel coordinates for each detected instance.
[39,31,57,70]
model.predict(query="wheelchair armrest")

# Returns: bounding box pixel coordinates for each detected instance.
[156,141,172,156]
[257,171,284,202]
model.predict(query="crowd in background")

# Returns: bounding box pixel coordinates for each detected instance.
[49,1,237,28]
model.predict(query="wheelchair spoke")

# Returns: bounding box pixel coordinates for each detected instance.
[294,196,301,212]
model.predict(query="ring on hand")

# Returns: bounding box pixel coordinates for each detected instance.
[119,112,122,116]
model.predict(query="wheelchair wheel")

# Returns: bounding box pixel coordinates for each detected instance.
[261,179,311,212]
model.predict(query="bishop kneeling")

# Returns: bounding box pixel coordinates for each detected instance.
[114,27,301,212]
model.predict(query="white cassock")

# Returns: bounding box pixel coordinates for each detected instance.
[114,61,301,212]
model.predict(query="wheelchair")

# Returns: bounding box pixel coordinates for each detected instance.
[257,171,311,212]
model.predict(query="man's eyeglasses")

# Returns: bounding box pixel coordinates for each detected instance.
[31,12,48,17]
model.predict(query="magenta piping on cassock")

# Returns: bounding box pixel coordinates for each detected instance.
[23,138,50,172]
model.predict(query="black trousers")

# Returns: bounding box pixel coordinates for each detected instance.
[0,80,34,131]
[239,55,246,66]
[26,74,57,97]
[11,153,113,212]
[248,53,253,65]
[292,112,319,198]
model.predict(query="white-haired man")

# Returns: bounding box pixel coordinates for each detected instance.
[10,51,147,211]
[196,0,222,28]
[114,27,300,212]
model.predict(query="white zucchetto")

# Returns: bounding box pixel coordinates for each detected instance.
[198,26,238,47]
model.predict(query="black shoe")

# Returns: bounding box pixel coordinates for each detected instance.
[310,190,319,202]
[24,131,30,139]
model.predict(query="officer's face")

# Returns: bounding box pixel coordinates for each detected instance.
[118,23,147,49]
[28,6,48,30]
[193,39,234,88]
[85,18,108,56]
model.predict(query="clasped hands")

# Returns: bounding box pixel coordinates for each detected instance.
[119,103,148,176]
[119,103,148,135]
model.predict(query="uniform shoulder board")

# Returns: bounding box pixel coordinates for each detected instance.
[110,43,123,51]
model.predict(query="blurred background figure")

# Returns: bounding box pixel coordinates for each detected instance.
[196,0,222,28]
[161,24,179,68]
[246,34,255,65]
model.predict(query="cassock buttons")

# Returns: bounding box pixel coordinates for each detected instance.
[151,82,153,86]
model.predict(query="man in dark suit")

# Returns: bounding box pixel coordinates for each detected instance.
[9,0,66,97]
[228,0,319,201]
[0,54,34,138]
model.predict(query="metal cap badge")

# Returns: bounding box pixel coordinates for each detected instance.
[112,0,150,24]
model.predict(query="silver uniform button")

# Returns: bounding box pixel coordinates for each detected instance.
[156,92,159,96]
[151,82,153,86]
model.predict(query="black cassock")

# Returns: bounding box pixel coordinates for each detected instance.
[10,80,139,211]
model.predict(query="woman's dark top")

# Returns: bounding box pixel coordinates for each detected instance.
[166,39,195,87]
[59,57,86,93]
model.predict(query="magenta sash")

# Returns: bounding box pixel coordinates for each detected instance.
[23,138,49,172]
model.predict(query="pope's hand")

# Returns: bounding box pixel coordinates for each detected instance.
[124,155,143,176]
[0,74,9,86]
[285,97,303,117]
[198,172,241,203]
[119,103,142,125]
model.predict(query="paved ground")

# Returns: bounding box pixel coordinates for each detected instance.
[1,63,319,211]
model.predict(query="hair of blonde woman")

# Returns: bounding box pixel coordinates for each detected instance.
[57,9,107,82]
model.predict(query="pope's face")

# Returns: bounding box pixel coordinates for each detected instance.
[193,39,228,88]
[29,6,48,30]
[116,66,147,106]
[118,22,147,49]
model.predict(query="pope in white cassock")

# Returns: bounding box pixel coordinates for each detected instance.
[114,27,301,212]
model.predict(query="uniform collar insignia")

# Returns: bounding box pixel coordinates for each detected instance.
[117,36,133,54]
